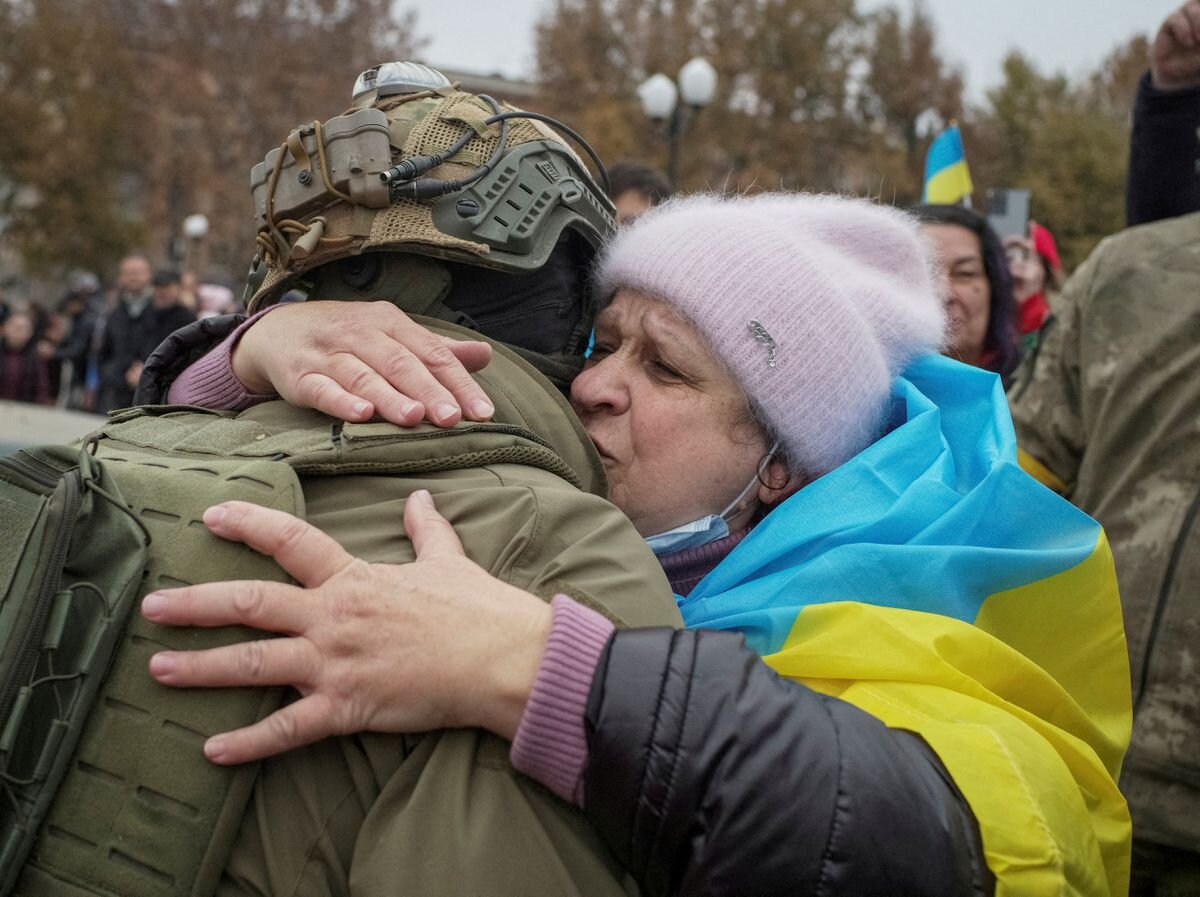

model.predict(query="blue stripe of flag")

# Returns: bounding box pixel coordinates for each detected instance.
[924,125,966,184]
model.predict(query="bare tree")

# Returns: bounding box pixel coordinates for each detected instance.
[0,0,420,283]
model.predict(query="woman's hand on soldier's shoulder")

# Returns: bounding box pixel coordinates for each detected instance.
[233,300,497,427]
[140,493,551,764]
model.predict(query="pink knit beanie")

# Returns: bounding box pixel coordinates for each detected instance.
[594,193,946,476]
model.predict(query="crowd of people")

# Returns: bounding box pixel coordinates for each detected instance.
[0,257,240,412]
[0,148,1068,418]
[0,155,1062,417]
[2,4,1199,897]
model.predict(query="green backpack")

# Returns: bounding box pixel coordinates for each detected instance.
[0,445,148,894]
[0,438,302,897]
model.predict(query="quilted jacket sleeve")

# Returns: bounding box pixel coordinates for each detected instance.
[583,627,994,897]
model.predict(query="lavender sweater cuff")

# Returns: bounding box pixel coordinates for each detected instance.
[509,595,615,807]
[167,306,283,409]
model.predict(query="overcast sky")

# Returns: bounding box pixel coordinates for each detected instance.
[403,0,1179,101]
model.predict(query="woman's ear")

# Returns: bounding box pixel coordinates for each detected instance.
[757,457,805,507]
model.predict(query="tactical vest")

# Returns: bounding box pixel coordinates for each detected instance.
[2,323,669,897]
[2,438,302,897]
[3,412,597,897]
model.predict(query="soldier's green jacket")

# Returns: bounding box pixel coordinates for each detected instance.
[17,321,681,897]
[1009,211,1200,854]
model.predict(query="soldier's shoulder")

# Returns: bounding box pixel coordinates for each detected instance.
[1087,212,1200,283]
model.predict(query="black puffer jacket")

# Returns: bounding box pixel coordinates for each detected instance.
[584,628,994,897]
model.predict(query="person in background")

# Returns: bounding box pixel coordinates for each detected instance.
[178,270,199,311]
[24,300,52,343]
[1127,0,1200,226]
[96,253,155,412]
[1004,221,1064,353]
[195,282,239,319]
[0,307,52,404]
[607,161,673,225]
[914,204,1022,386]
[132,270,196,385]
[52,272,106,409]
[1010,208,1200,897]
[35,308,68,401]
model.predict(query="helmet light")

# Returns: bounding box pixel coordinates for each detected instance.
[352,62,451,100]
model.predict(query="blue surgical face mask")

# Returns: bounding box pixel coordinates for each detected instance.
[644,514,730,556]
[644,441,780,557]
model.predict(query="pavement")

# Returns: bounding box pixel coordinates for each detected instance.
[0,401,107,455]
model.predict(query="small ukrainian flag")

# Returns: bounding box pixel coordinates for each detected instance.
[922,123,974,204]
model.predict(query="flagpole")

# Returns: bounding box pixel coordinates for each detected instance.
[949,119,972,210]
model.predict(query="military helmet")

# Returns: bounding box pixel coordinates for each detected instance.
[244,62,615,358]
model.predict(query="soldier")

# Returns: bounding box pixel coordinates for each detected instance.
[3,63,680,896]
[1010,209,1200,896]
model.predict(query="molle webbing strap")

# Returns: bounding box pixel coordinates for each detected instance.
[17,452,304,897]
[285,129,312,176]
[349,204,378,237]
[441,97,495,140]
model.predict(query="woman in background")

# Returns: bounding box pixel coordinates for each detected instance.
[1006,220,1065,353]
[916,204,1023,385]
[0,307,52,404]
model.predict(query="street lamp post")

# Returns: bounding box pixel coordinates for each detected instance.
[181,213,209,278]
[637,57,717,186]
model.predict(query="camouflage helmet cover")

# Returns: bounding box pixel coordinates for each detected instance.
[245,65,615,312]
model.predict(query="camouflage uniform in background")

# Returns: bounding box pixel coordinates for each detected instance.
[1010,211,1200,896]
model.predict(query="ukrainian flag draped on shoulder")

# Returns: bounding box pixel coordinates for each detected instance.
[923,123,975,204]
[681,353,1132,897]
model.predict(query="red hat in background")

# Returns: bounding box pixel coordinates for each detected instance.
[1014,221,1063,338]
[1030,222,1062,273]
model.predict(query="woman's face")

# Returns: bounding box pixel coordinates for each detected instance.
[1005,236,1045,303]
[570,290,770,537]
[2,313,33,351]
[923,223,991,367]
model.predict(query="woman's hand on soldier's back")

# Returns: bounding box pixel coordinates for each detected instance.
[233,300,497,428]
[140,493,551,764]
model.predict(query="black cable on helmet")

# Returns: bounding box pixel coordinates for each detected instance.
[384,95,509,202]
[382,101,609,201]
[480,110,610,196]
